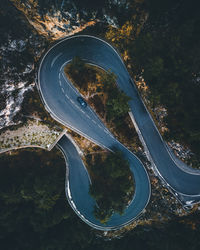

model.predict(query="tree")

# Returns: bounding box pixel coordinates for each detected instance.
[0,149,71,234]
[88,150,134,224]
[106,88,131,121]
[69,56,85,73]
[98,70,131,122]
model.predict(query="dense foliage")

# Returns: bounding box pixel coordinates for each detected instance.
[87,151,134,223]
[100,70,132,123]
[65,57,131,124]
[65,56,91,92]
[65,57,140,148]
[106,0,200,166]
[1,0,200,249]
[0,150,200,250]
[132,0,200,156]
[0,149,68,230]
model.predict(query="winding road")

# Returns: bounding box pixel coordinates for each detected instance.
[37,35,200,230]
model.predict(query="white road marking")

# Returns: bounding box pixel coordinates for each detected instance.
[92,119,96,124]
[86,114,90,119]
[62,73,78,94]
[51,53,62,68]
[61,87,64,93]
[74,104,79,109]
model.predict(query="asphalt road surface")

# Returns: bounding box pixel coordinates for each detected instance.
[38,35,200,229]
[57,135,150,230]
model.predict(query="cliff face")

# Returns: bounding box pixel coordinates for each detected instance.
[0,0,132,130]
[10,0,130,40]
[0,0,47,129]
[10,0,96,40]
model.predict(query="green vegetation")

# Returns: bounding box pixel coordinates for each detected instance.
[0,148,69,247]
[65,57,131,120]
[0,150,200,250]
[65,57,141,150]
[1,0,200,249]
[0,148,95,249]
[0,149,66,212]
[105,0,200,167]
[99,69,131,122]
[65,56,94,92]
[86,150,134,224]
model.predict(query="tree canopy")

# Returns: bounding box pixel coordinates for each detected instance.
[105,0,200,167]
[88,150,134,224]
[1,148,200,249]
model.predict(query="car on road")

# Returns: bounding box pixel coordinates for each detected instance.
[77,96,87,108]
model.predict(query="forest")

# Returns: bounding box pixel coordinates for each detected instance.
[1,0,200,249]
[105,0,200,167]
[133,0,200,157]
[65,56,131,122]
[65,57,141,149]
[87,150,134,223]
[0,148,200,250]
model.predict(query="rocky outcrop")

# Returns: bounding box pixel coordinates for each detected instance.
[0,0,133,130]
[10,0,97,40]
[10,0,130,40]
[0,0,47,129]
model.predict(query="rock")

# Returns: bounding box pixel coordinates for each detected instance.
[10,0,131,40]
[0,1,47,130]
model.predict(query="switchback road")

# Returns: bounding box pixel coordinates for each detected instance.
[38,35,200,230]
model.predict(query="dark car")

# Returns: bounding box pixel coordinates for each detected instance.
[77,96,87,108]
